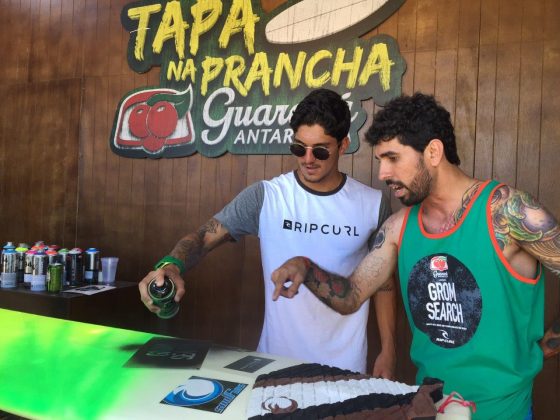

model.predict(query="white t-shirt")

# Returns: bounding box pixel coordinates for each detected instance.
[215,171,390,372]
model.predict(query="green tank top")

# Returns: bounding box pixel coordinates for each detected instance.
[398,180,544,420]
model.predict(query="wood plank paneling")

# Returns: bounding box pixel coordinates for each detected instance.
[516,42,542,196]
[397,0,417,53]
[474,44,497,181]
[455,47,478,176]
[493,43,520,186]
[0,79,80,245]
[458,0,480,49]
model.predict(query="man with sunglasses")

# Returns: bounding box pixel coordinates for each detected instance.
[139,89,396,376]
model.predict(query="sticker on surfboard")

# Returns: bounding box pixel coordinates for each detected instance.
[265,0,405,44]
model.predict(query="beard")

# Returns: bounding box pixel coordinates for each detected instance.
[388,158,432,206]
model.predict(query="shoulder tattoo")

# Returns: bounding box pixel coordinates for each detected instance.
[491,185,560,252]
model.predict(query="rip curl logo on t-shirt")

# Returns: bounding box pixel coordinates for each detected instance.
[408,253,482,348]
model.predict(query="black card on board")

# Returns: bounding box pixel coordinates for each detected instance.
[224,355,274,373]
[125,337,210,369]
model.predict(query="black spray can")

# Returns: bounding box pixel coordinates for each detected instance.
[68,248,83,285]
[15,246,28,284]
[148,277,179,319]
[84,248,100,284]
[58,248,69,286]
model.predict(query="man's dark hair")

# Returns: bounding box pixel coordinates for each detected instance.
[366,93,460,165]
[290,89,351,142]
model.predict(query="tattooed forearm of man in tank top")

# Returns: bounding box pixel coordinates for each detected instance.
[491,185,560,358]
[271,214,400,315]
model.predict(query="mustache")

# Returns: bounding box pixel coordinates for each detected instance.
[386,180,406,188]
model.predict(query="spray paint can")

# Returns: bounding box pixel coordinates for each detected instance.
[46,249,61,265]
[67,248,83,286]
[1,249,17,288]
[148,277,179,319]
[24,250,36,288]
[58,248,69,286]
[47,263,63,293]
[1,242,15,275]
[31,251,48,291]
[84,248,100,284]
[15,246,28,284]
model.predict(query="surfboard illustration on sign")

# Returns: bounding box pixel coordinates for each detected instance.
[265,0,405,44]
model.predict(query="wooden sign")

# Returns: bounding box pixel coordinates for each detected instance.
[111,0,406,158]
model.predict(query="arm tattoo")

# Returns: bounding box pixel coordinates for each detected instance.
[492,186,560,273]
[372,226,386,250]
[171,219,233,270]
[302,261,361,313]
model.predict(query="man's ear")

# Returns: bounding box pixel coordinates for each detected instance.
[424,139,445,166]
[338,137,350,155]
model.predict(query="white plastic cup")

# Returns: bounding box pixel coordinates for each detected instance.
[100,257,119,284]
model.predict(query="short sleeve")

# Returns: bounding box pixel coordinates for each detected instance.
[214,182,264,241]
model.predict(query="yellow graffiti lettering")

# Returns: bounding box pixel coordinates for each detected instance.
[181,59,197,82]
[198,44,394,96]
[332,47,363,89]
[273,51,307,89]
[201,57,225,96]
[167,59,197,82]
[152,0,188,60]
[305,50,333,88]
[243,52,272,96]
[218,0,259,54]
[358,43,394,91]
[127,4,162,61]
[167,60,182,80]
[190,0,223,56]
[224,56,247,96]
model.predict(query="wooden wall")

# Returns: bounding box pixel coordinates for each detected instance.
[0,0,559,417]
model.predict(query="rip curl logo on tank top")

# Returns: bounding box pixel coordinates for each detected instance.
[408,253,482,348]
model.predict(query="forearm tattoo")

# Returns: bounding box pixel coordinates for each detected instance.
[171,219,233,270]
[303,261,360,312]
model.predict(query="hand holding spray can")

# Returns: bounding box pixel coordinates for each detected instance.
[148,276,179,319]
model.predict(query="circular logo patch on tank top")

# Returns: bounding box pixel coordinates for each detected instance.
[408,253,482,348]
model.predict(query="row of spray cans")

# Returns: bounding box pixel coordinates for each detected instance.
[0,241,102,293]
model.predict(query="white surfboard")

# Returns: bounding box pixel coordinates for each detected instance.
[265,0,395,44]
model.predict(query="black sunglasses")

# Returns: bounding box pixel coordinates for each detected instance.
[289,143,331,160]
